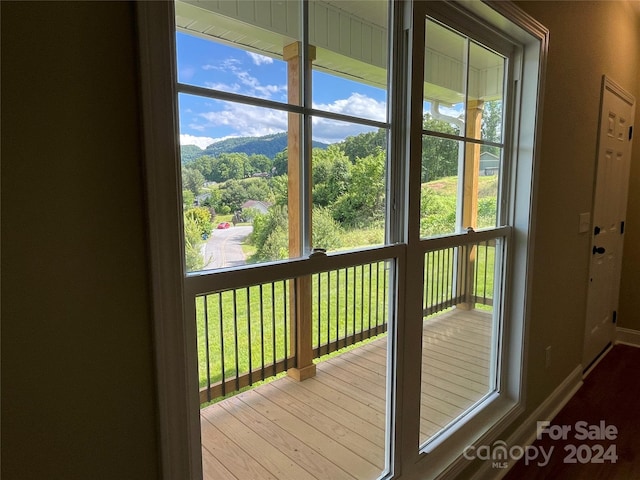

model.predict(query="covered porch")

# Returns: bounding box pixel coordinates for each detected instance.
[200,308,492,480]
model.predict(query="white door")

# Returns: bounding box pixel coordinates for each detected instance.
[583,77,635,368]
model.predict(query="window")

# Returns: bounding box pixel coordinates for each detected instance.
[176,0,390,273]
[136,1,548,478]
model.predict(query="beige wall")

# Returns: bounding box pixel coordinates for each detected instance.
[2,1,638,479]
[2,2,159,479]
[512,1,640,413]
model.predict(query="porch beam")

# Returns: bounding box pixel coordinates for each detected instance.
[458,99,483,310]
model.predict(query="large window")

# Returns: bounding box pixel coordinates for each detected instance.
[136,1,548,478]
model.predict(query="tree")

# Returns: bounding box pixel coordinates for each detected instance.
[182,189,195,207]
[339,129,387,163]
[312,146,351,207]
[249,206,342,262]
[332,151,385,227]
[220,179,250,212]
[184,206,213,237]
[481,100,502,156]
[421,114,460,182]
[248,154,272,175]
[270,174,288,206]
[250,206,289,262]
[273,148,288,176]
[182,167,205,195]
[245,178,273,204]
[184,213,206,271]
[211,152,247,182]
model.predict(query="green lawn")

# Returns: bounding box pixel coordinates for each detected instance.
[196,245,497,394]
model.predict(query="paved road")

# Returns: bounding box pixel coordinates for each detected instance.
[202,225,252,270]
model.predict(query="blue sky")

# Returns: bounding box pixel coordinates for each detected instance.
[176,32,388,149]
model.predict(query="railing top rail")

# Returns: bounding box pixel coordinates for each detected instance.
[185,244,404,297]
[419,226,511,253]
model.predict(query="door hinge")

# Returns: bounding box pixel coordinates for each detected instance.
[621,221,625,234]
[613,311,617,324]
[630,125,633,141]
[594,225,601,236]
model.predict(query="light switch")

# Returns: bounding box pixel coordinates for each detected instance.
[579,212,591,233]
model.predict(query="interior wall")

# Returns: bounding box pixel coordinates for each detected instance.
[512,0,640,411]
[2,1,638,479]
[1,2,159,479]
[618,5,640,332]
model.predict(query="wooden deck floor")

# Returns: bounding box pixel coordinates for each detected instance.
[200,308,493,480]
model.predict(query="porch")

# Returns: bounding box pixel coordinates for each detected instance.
[200,307,492,480]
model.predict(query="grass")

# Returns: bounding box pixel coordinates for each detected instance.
[196,175,500,401]
[195,261,390,390]
[196,245,497,394]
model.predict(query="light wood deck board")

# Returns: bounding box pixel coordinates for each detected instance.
[201,308,493,479]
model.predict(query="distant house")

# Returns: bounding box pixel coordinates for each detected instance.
[194,192,211,206]
[479,151,500,176]
[241,200,271,214]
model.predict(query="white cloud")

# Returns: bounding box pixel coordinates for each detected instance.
[191,92,386,144]
[246,52,274,65]
[202,57,285,100]
[199,104,288,137]
[204,81,242,93]
[313,93,387,123]
[180,134,216,149]
[179,67,197,81]
[312,117,377,144]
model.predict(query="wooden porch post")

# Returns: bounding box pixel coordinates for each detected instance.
[458,100,483,310]
[284,42,316,381]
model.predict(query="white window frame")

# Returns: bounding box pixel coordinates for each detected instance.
[135,2,548,479]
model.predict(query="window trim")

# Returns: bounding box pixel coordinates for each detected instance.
[136,2,203,478]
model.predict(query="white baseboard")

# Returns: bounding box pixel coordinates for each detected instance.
[470,365,583,480]
[616,327,640,348]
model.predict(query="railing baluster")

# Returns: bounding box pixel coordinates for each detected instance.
[317,273,321,352]
[351,266,356,345]
[203,295,211,403]
[383,260,388,326]
[359,264,364,339]
[246,287,252,387]
[368,263,373,335]
[232,289,240,392]
[327,271,331,353]
[218,292,226,397]
[271,282,277,374]
[284,280,289,369]
[334,269,339,347]
[483,240,489,302]
[259,284,265,382]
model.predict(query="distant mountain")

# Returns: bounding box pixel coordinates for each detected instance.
[180,145,205,164]
[181,132,329,162]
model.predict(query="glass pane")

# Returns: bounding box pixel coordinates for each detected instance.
[423,19,466,135]
[197,260,392,479]
[468,42,505,143]
[176,31,293,104]
[179,93,307,272]
[311,119,387,251]
[310,0,388,123]
[420,239,500,445]
[477,146,502,229]
[420,136,462,238]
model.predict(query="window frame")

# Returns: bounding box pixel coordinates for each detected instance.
[136,1,549,479]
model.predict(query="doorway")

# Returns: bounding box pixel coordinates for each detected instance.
[583,76,636,369]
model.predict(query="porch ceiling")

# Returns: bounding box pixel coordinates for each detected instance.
[175,0,503,103]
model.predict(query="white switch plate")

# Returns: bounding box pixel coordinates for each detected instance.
[579,212,591,233]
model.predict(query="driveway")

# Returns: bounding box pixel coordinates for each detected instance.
[202,225,252,270]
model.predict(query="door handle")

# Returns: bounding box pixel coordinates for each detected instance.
[593,246,606,255]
